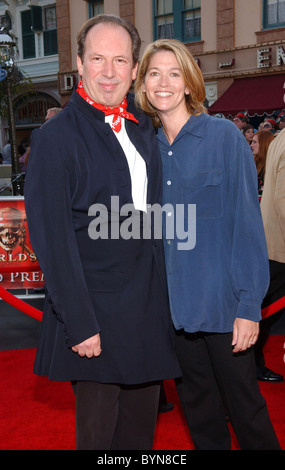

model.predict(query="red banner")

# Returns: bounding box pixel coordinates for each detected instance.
[0,197,44,290]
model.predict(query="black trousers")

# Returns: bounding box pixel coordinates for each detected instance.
[256,260,285,367]
[174,330,281,450]
[72,380,160,450]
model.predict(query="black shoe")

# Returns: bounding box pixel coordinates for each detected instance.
[158,402,175,413]
[257,366,284,382]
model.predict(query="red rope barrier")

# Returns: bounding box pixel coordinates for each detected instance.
[262,296,285,320]
[0,282,283,325]
[0,285,43,322]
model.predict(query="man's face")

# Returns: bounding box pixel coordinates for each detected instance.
[233,117,244,129]
[77,23,138,108]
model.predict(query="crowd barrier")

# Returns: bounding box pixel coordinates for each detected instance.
[0,276,284,323]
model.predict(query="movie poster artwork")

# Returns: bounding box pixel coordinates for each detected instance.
[0,197,44,290]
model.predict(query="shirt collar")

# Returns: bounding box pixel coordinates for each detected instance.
[157,112,209,144]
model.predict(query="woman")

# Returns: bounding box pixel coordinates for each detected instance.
[259,118,278,134]
[243,123,254,144]
[135,39,280,450]
[251,130,275,197]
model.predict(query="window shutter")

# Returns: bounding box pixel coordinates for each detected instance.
[31,6,43,32]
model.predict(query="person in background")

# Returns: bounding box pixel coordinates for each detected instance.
[18,138,30,174]
[259,118,278,135]
[256,129,285,383]
[233,111,249,131]
[243,123,254,144]
[19,147,30,173]
[250,130,282,381]
[2,140,11,164]
[24,15,180,451]
[276,111,285,131]
[45,107,62,121]
[135,38,280,450]
[250,130,275,198]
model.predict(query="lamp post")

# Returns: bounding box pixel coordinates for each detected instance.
[0,30,24,196]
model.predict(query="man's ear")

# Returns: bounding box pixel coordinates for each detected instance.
[132,62,139,81]
[77,55,83,76]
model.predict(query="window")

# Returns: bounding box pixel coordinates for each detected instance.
[21,6,58,59]
[183,0,201,41]
[0,12,12,33]
[89,0,104,17]
[43,6,58,56]
[21,10,36,59]
[263,0,285,29]
[153,0,201,42]
[155,0,174,39]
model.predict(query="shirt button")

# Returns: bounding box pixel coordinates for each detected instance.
[167,180,171,185]
[168,151,173,156]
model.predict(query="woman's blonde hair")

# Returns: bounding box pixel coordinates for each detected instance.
[135,39,207,127]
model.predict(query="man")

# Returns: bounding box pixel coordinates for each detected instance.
[2,140,11,164]
[262,117,278,135]
[233,111,249,131]
[45,107,62,121]
[258,128,285,382]
[277,111,285,131]
[24,15,180,450]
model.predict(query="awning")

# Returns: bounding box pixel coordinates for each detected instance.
[208,74,285,117]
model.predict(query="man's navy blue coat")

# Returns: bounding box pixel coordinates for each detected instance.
[24,91,180,384]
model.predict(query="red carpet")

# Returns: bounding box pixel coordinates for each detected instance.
[0,335,284,450]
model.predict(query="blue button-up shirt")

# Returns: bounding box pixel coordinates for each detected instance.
[157,113,269,333]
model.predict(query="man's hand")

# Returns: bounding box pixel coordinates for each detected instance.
[72,333,102,358]
[232,318,259,353]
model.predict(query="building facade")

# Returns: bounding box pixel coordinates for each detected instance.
[1,0,285,151]
[58,0,285,123]
[0,0,61,150]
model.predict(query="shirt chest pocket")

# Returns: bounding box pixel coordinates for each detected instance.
[183,170,223,219]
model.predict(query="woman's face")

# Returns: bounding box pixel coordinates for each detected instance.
[250,134,259,156]
[244,128,254,143]
[141,50,190,118]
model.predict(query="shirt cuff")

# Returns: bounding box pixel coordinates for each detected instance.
[236,301,262,322]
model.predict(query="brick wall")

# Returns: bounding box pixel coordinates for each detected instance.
[56,0,72,74]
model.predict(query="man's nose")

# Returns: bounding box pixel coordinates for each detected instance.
[102,60,116,78]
